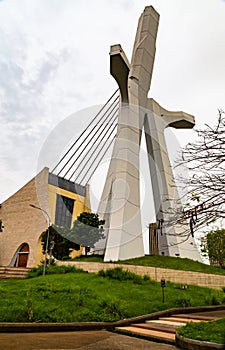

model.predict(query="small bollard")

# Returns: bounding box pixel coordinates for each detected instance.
[161,277,166,303]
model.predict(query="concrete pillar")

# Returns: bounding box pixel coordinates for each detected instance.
[98,6,201,262]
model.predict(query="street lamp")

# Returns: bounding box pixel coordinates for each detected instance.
[161,277,166,303]
[30,204,51,276]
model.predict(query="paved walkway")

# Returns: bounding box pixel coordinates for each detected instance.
[0,330,179,350]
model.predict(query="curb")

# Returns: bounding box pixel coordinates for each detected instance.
[176,333,224,350]
[114,305,225,327]
[0,322,115,333]
[0,305,224,333]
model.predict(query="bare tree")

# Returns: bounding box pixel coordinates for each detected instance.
[174,109,225,236]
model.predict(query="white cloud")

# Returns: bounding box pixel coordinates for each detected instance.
[0,0,225,202]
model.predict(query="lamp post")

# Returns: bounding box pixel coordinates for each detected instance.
[161,277,166,303]
[30,204,51,276]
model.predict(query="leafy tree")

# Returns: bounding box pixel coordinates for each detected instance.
[201,228,225,268]
[63,212,105,252]
[41,225,80,260]
[42,212,105,259]
[173,110,225,235]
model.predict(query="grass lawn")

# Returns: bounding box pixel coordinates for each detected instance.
[178,317,225,344]
[0,266,224,323]
[72,255,225,276]
[120,256,225,275]
[72,256,104,263]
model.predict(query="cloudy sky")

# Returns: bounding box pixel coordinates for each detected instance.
[1,0,225,205]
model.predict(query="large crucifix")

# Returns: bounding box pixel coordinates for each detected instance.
[98,6,201,262]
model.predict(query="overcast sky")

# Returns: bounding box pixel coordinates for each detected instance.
[1,0,225,206]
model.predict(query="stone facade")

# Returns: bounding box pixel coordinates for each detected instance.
[0,168,90,268]
[0,168,49,267]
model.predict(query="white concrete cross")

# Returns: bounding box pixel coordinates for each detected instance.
[98,6,201,262]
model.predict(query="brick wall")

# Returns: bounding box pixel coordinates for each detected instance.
[57,260,225,290]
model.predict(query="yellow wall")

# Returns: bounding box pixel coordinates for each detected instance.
[48,184,90,258]
[35,234,45,266]
[48,184,90,224]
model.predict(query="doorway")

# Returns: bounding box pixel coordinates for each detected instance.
[14,243,29,267]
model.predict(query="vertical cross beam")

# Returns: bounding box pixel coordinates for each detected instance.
[98,5,201,262]
[98,6,159,261]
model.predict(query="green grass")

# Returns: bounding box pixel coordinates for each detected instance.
[26,265,84,278]
[71,255,225,276]
[72,255,104,262]
[178,317,225,344]
[117,256,225,276]
[0,266,225,323]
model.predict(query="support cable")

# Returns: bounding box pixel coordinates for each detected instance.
[57,96,119,177]
[69,110,118,181]
[83,129,117,185]
[62,102,119,178]
[72,113,118,182]
[51,89,119,174]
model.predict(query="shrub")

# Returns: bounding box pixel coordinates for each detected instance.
[204,294,223,306]
[26,266,44,278]
[61,256,72,261]
[143,274,150,281]
[26,265,84,278]
[175,297,192,307]
[211,295,221,305]
[49,265,84,275]
[98,267,143,284]
[99,299,127,321]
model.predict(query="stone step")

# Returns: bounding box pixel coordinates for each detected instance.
[115,312,224,345]
[0,267,29,272]
[146,319,184,328]
[115,326,176,342]
[2,270,28,275]
[0,267,30,279]
[172,313,217,321]
[0,275,26,279]
[132,322,177,333]
[159,316,203,323]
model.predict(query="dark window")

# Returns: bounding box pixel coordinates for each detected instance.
[55,195,74,227]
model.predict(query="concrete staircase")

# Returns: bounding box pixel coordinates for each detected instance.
[0,266,30,279]
[115,313,218,344]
